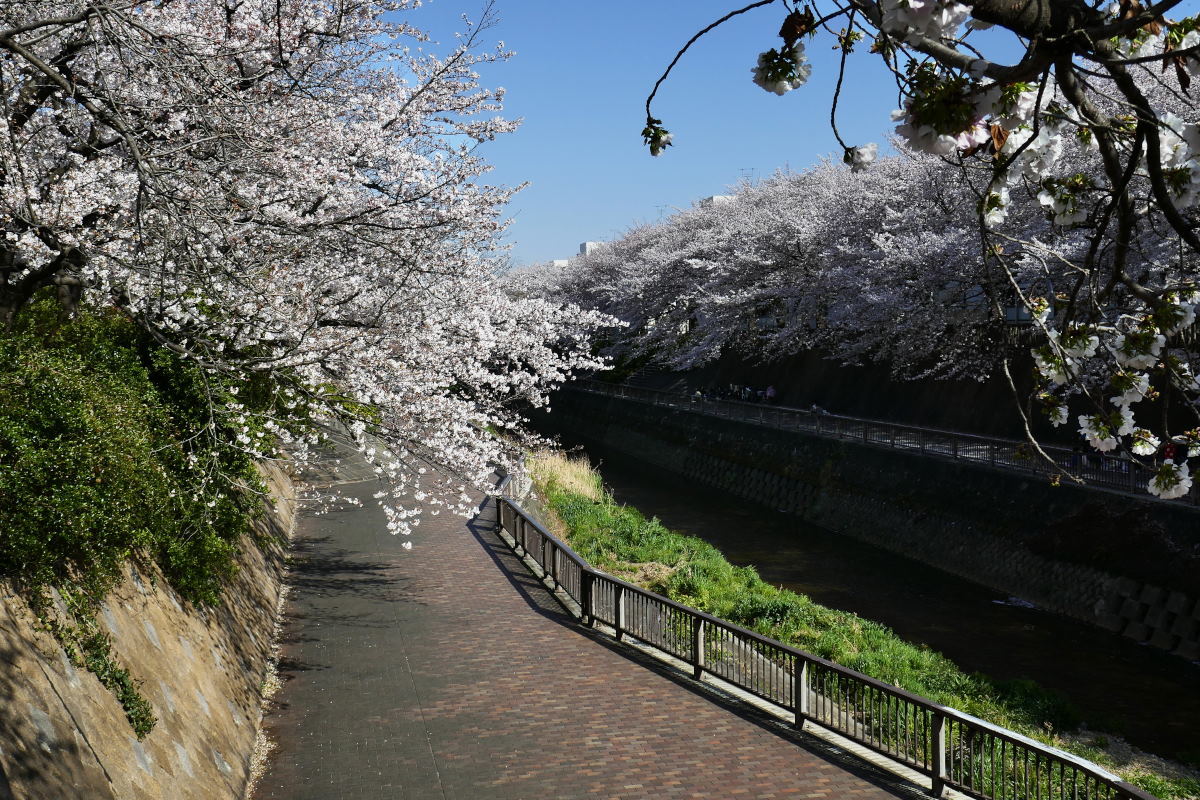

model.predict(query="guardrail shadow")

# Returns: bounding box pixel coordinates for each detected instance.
[465,500,930,800]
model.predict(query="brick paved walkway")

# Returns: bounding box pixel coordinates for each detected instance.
[256,470,927,800]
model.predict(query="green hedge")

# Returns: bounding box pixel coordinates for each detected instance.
[0,300,279,602]
[0,298,309,737]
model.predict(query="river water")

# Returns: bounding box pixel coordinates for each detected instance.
[552,434,1200,765]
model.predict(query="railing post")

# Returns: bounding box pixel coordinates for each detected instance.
[931,712,947,797]
[580,570,594,625]
[548,541,558,590]
[989,443,996,466]
[692,618,706,680]
[952,438,959,459]
[793,657,809,728]
[614,584,626,641]
[516,516,525,556]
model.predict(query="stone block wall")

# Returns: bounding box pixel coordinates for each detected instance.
[0,463,294,800]
[1101,580,1200,660]
[542,391,1200,661]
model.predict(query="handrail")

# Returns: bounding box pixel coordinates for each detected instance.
[492,490,1160,800]
[570,380,1199,507]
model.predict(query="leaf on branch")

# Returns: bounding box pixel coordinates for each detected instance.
[1176,57,1192,92]
[1118,0,1165,35]
[990,123,1010,153]
[1163,52,1194,92]
[779,8,816,48]
[834,28,863,53]
[641,117,673,157]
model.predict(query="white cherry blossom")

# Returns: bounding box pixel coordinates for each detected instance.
[0,0,610,535]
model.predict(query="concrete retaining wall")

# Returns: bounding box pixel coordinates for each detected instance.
[541,391,1200,661]
[0,463,294,800]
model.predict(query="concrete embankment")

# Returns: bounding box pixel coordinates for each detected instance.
[538,389,1200,662]
[0,463,294,800]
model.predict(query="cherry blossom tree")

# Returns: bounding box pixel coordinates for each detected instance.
[0,0,608,536]
[531,120,1195,497]
[528,153,994,377]
[638,0,1200,498]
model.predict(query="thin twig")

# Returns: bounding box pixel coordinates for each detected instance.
[645,0,779,121]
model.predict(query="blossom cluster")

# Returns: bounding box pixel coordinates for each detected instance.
[879,0,971,43]
[751,44,812,96]
[1034,290,1200,498]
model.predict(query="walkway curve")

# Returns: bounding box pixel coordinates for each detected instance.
[256,466,928,800]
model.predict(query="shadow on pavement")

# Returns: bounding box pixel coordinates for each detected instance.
[465,500,930,800]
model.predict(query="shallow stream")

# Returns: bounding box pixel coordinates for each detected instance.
[556,435,1200,765]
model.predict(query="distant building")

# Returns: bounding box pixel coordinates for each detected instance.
[579,241,605,256]
[551,259,570,268]
[699,195,733,208]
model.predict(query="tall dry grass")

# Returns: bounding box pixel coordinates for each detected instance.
[526,449,603,502]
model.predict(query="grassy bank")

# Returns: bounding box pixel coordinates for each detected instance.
[527,450,1200,799]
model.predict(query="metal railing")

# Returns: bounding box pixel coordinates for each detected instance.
[494,484,1159,800]
[572,380,1199,507]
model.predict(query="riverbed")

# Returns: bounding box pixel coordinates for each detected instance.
[553,435,1200,765]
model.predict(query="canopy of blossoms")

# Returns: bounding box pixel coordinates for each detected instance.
[0,0,609,537]
[524,122,1197,499]
[627,0,1200,499]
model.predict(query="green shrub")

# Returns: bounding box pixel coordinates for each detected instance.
[0,300,272,603]
[0,297,307,735]
[0,308,178,596]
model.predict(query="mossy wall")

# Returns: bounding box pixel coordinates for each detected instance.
[0,463,293,800]
[540,390,1200,661]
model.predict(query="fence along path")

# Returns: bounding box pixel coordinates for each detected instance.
[257,462,922,800]
[496,486,1160,800]
[573,380,1200,507]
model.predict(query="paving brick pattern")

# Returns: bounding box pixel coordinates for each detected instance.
[257,475,925,800]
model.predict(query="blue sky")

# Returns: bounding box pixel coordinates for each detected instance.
[407,1,1015,266]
